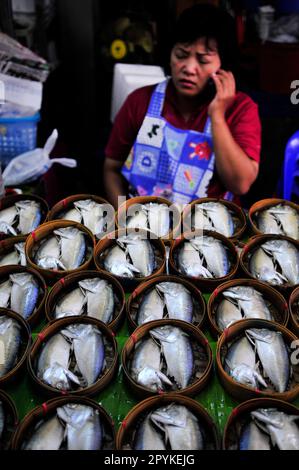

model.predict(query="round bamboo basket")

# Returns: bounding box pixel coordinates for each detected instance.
[248,198,299,240]
[0,390,18,450]
[0,236,27,267]
[116,394,220,450]
[25,220,95,284]
[27,316,118,397]
[126,274,206,331]
[11,395,115,450]
[0,265,47,326]
[223,397,299,450]
[182,197,247,241]
[239,234,299,295]
[45,270,125,331]
[216,318,299,402]
[0,308,31,386]
[0,194,48,239]
[116,196,182,243]
[47,193,115,238]
[122,319,213,399]
[94,228,166,292]
[208,278,289,338]
[169,229,239,292]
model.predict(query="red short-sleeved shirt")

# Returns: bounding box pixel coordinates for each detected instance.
[105,80,261,199]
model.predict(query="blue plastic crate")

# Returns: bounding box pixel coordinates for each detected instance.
[0,112,40,167]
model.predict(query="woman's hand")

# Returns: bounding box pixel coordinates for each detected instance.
[207,69,236,118]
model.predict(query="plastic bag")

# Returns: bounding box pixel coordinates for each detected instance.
[2,129,77,186]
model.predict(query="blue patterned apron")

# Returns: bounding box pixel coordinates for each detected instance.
[121,79,233,204]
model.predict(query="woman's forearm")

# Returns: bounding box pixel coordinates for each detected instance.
[104,169,127,209]
[211,113,258,195]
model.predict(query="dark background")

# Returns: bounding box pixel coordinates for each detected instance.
[1,0,299,207]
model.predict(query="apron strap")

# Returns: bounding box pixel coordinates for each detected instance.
[147,79,169,118]
[203,116,212,136]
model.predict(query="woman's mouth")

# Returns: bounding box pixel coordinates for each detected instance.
[178,79,196,89]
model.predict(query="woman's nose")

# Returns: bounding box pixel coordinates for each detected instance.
[182,57,198,75]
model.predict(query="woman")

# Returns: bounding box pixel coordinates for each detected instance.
[103,4,261,208]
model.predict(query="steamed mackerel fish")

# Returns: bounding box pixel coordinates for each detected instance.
[151,326,193,389]
[78,278,114,323]
[74,199,106,236]
[62,324,105,387]
[104,245,139,278]
[0,316,21,377]
[239,420,271,450]
[216,298,243,331]
[23,404,103,450]
[178,242,213,278]
[126,203,170,237]
[54,278,115,324]
[216,285,273,331]
[131,337,172,391]
[137,287,165,325]
[250,408,299,450]
[37,333,80,390]
[0,242,25,267]
[0,274,39,319]
[249,246,286,285]
[54,287,86,319]
[35,235,66,270]
[193,202,234,237]
[257,204,299,240]
[156,282,193,323]
[151,404,204,450]
[262,240,299,285]
[0,206,17,235]
[135,404,204,451]
[54,227,86,270]
[0,201,41,236]
[15,200,41,234]
[225,336,267,389]
[250,240,299,286]
[118,234,155,277]
[23,415,64,450]
[137,282,193,325]
[190,236,230,277]
[126,207,148,230]
[246,328,290,393]
[57,404,102,450]
[60,200,107,237]
[10,273,39,319]
[134,414,166,450]
[145,203,170,238]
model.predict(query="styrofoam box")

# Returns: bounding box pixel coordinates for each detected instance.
[111,63,165,122]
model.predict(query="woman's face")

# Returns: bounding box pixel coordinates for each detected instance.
[170,37,221,98]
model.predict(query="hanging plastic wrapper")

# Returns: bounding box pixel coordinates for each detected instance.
[2,129,77,186]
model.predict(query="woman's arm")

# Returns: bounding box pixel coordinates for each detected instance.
[208,70,259,195]
[103,157,128,209]
[211,113,259,195]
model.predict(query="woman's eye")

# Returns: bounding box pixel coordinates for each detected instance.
[175,50,188,59]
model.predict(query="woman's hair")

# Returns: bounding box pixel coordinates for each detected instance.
[170,3,238,73]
